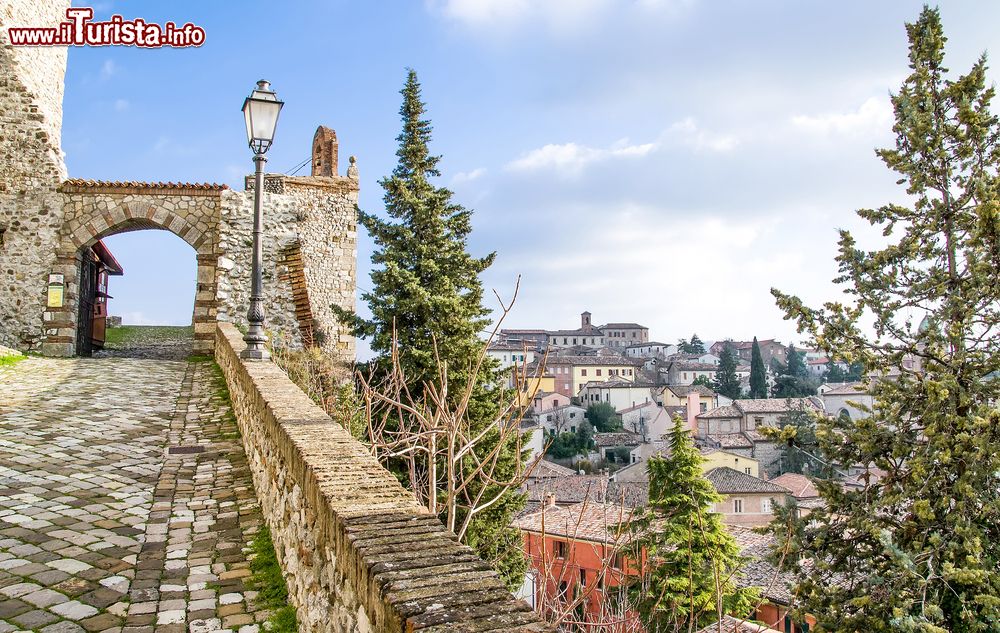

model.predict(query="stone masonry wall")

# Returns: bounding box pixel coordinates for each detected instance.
[219,173,357,365]
[0,2,69,350]
[214,323,550,633]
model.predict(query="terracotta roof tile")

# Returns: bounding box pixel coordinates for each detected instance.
[61,179,228,192]
[706,467,789,494]
[769,473,820,499]
[514,501,639,544]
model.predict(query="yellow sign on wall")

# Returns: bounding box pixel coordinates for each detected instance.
[47,286,64,308]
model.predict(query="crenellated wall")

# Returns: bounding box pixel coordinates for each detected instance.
[214,323,550,633]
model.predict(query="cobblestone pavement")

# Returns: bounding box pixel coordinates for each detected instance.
[0,356,267,633]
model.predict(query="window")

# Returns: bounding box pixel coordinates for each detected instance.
[700,402,707,412]
[762,498,773,513]
[613,553,624,569]
[570,426,576,433]
[554,399,560,407]
[573,338,577,345]
[555,540,567,558]
[570,412,576,418]
[579,569,587,586]
[581,369,587,376]
[559,581,569,600]
[597,369,602,376]
[683,373,688,380]
[745,467,752,475]
[733,498,744,513]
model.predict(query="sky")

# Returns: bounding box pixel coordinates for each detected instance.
[60,0,1000,357]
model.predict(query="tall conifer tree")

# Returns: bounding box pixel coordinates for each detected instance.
[630,416,758,630]
[749,337,768,398]
[771,8,1000,630]
[713,342,742,399]
[334,69,527,588]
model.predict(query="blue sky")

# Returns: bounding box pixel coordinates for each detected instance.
[62,1,1000,355]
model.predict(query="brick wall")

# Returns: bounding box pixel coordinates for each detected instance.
[214,323,551,632]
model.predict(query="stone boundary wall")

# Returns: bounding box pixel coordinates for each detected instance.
[214,322,550,633]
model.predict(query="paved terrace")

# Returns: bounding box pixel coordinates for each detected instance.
[0,348,265,633]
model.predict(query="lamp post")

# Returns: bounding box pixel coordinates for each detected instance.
[240,80,284,360]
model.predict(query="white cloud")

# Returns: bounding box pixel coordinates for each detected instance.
[451,167,487,185]
[503,118,733,177]
[113,99,129,112]
[100,59,117,80]
[505,138,656,176]
[792,96,892,136]
[665,117,739,153]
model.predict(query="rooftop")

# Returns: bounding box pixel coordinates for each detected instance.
[698,405,742,419]
[666,384,716,397]
[545,355,643,367]
[525,457,577,479]
[524,474,610,505]
[696,616,783,633]
[514,501,639,544]
[769,473,820,498]
[705,467,789,494]
[821,381,870,396]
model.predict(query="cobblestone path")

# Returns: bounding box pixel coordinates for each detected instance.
[0,357,267,633]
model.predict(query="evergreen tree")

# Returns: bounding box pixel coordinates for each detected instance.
[712,342,742,400]
[771,8,1000,630]
[689,333,706,354]
[333,70,526,589]
[630,416,758,630]
[772,344,816,397]
[749,337,768,398]
[677,334,706,354]
[783,344,807,378]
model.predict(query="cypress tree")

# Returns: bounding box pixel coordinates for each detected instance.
[334,69,527,589]
[771,8,1000,630]
[749,337,767,398]
[630,416,758,629]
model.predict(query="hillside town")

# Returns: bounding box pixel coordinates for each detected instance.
[492,311,879,630]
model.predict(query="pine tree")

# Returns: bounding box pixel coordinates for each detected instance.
[677,334,706,354]
[783,344,807,378]
[772,344,815,397]
[749,337,768,398]
[771,8,1000,630]
[712,342,741,400]
[689,333,706,354]
[333,70,527,589]
[630,416,758,630]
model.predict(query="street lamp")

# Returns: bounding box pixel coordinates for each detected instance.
[240,80,284,360]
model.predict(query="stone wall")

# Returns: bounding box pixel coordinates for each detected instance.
[214,323,550,633]
[0,2,69,350]
[218,172,357,364]
[0,0,357,361]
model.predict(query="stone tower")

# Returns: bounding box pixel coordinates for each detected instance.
[311,126,339,177]
[0,0,358,365]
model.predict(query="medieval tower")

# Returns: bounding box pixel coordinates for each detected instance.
[0,1,358,363]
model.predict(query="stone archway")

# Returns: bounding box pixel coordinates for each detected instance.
[40,181,226,356]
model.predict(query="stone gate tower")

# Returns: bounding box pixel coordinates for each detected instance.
[0,1,358,363]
